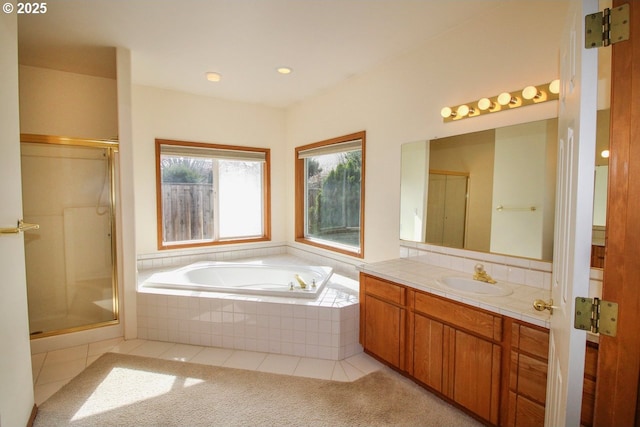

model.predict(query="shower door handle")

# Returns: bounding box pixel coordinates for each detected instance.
[0,219,40,234]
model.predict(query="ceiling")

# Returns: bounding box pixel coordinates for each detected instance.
[17,0,509,108]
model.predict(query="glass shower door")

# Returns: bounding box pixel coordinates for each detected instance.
[20,137,118,337]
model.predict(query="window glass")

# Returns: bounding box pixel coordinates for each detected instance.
[156,140,269,249]
[218,159,263,238]
[295,132,365,257]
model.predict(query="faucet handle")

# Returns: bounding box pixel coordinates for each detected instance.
[474,263,485,273]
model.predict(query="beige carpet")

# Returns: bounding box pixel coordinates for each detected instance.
[34,352,483,426]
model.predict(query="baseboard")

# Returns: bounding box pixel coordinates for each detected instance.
[26,404,37,427]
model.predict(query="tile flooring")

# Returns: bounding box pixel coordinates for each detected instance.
[31,338,385,406]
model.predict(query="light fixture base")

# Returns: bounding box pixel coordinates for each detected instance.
[441,81,559,123]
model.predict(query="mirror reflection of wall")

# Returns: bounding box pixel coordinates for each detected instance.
[399,111,609,265]
[490,120,557,260]
[427,128,495,254]
[423,119,557,260]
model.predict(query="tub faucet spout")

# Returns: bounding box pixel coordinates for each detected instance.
[294,274,307,289]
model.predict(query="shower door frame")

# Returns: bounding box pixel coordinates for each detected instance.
[21,133,120,338]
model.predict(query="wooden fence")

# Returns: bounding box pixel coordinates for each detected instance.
[162,183,214,242]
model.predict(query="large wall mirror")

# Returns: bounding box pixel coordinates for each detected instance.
[400,110,610,267]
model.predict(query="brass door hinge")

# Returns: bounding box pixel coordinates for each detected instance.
[586,3,630,48]
[575,297,618,337]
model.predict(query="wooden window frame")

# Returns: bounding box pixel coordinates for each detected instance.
[294,131,365,258]
[155,138,271,250]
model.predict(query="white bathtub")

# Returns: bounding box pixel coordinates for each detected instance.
[143,261,333,299]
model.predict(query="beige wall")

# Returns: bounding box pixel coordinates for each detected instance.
[18,65,118,139]
[285,1,566,262]
[131,85,287,254]
[17,2,569,267]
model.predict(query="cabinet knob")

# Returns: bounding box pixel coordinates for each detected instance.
[533,298,555,314]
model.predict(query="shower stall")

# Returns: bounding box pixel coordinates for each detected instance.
[20,135,119,338]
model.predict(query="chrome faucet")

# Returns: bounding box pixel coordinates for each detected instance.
[473,263,497,284]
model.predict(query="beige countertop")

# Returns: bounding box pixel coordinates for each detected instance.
[357,258,552,329]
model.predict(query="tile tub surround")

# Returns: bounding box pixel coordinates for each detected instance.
[358,258,552,328]
[136,243,361,281]
[137,255,361,361]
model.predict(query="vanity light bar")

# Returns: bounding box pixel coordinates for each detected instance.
[440,80,560,122]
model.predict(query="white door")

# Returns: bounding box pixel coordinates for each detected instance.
[545,0,599,425]
[0,12,35,427]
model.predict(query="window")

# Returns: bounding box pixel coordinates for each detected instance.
[156,139,270,249]
[295,131,365,257]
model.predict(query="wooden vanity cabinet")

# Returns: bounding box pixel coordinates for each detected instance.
[360,272,599,427]
[505,321,599,427]
[591,245,605,268]
[359,274,406,370]
[505,321,549,427]
[581,342,598,427]
[410,289,502,425]
[360,273,501,425]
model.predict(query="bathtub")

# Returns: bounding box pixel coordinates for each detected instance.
[143,261,333,299]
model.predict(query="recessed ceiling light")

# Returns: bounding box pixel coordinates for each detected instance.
[277,67,293,75]
[205,72,221,82]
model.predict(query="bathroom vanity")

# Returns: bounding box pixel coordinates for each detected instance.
[357,260,597,427]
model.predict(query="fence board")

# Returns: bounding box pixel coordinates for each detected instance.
[162,183,214,242]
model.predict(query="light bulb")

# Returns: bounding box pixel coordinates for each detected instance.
[497,92,515,106]
[522,85,541,100]
[205,72,221,82]
[440,107,453,118]
[477,98,494,111]
[456,104,470,117]
[277,67,293,74]
[549,79,560,94]
[601,149,610,158]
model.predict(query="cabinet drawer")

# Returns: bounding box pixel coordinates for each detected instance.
[509,392,546,427]
[363,275,405,305]
[513,323,549,360]
[513,352,548,405]
[414,291,501,341]
[584,343,598,378]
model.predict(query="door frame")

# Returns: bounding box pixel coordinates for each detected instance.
[594,1,640,425]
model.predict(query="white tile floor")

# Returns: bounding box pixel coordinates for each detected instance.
[32,338,385,406]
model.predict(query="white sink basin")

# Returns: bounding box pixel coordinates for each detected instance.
[437,276,513,297]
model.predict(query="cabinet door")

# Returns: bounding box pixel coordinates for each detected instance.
[450,328,501,425]
[509,392,546,427]
[364,294,404,368]
[413,313,444,393]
